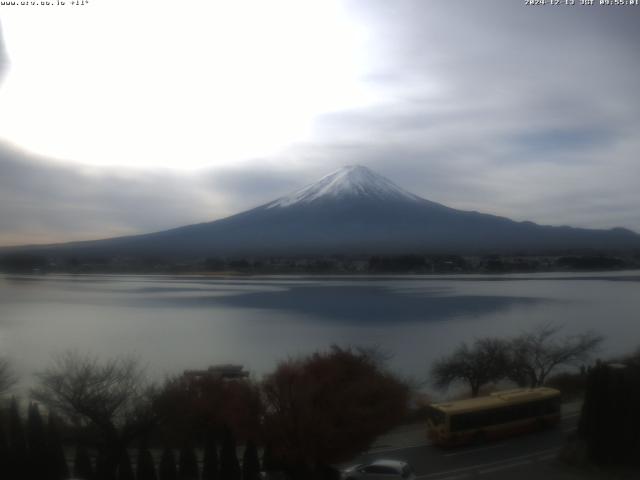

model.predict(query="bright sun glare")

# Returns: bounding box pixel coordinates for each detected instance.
[0,0,373,169]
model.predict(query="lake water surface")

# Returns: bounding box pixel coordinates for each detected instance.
[1,272,639,388]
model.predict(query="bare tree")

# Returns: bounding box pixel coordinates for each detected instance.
[431,338,510,397]
[0,356,17,396]
[507,323,603,388]
[31,351,159,479]
[354,344,395,368]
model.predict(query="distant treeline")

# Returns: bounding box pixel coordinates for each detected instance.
[1,251,639,274]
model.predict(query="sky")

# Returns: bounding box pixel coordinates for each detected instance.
[0,0,639,246]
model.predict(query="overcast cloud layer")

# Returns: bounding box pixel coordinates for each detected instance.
[1,1,639,246]
[0,21,7,82]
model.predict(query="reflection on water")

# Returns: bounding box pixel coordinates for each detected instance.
[174,285,544,324]
[0,272,639,388]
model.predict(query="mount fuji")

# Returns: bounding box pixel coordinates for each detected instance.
[7,165,640,257]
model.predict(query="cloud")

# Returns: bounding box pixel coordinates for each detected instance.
[0,143,342,247]
[0,142,221,246]
[291,0,640,231]
[0,21,8,83]
[1,1,639,245]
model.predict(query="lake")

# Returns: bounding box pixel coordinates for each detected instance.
[1,271,639,390]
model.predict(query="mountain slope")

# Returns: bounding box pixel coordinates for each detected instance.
[5,165,640,257]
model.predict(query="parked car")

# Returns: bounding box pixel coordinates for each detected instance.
[342,459,415,480]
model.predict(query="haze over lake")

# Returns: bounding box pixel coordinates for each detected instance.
[1,272,639,389]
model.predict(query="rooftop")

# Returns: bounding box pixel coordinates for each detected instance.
[431,387,560,415]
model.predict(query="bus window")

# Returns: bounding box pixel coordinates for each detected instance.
[426,407,446,426]
[427,388,562,446]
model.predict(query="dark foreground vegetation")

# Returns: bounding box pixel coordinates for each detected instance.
[1,251,639,274]
[555,349,640,474]
[0,347,408,480]
[0,326,636,479]
[578,357,640,466]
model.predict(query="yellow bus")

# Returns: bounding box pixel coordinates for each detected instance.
[426,387,561,447]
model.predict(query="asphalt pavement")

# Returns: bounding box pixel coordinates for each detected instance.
[347,402,583,480]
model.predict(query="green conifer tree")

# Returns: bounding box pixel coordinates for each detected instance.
[178,443,199,480]
[136,444,158,480]
[46,413,69,480]
[219,426,240,480]
[0,419,10,477]
[159,448,178,480]
[95,449,115,480]
[117,449,135,480]
[261,443,280,474]
[579,362,640,466]
[242,440,260,480]
[8,397,28,480]
[73,445,95,480]
[27,403,48,480]
[201,434,219,480]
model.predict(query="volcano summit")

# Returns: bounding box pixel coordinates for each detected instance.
[6,165,640,257]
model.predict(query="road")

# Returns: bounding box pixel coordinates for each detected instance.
[347,404,582,480]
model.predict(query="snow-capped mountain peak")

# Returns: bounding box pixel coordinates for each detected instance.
[266,165,422,208]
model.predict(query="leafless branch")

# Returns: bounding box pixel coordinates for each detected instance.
[31,351,157,437]
[507,324,603,387]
